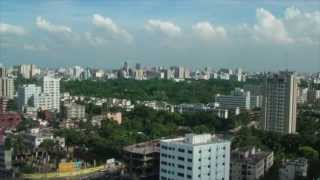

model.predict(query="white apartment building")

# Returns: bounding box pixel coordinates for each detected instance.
[32,93,53,111]
[260,71,298,134]
[42,76,60,112]
[0,78,15,99]
[160,134,231,180]
[17,84,42,112]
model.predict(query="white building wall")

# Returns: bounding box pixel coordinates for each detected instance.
[42,76,60,112]
[160,134,230,180]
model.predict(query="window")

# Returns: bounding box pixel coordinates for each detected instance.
[188,150,193,154]
[177,173,184,177]
[178,148,185,153]
[187,158,192,162]
[178,156,185,161]
[187,167,192,170]
[178,164,185,169]
[161,145,168,150]
[161,161,167,165]
[187,175,192,179]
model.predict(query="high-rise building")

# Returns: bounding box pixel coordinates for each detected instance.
[160,133,230,180]
[18,64,40,79]
[0,67,7,78]
[134,69,145,80]
[17,84,42,112]
[173,66,185,79]
[42,76,60,112]
[260,71,298,134]
[0,78,15,99]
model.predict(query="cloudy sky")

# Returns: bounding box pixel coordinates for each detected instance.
[0,0,319,72]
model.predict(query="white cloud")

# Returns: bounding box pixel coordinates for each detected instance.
[253,8,292,43]
[92,14,133,43]
[145,19,181,37]
[283,7,320,44]
[0,23,26,35]
[85,32,107,46]
[284,6,302,19]
[192,22,227,40]
[36,16,72,33]
[23,43,48,52]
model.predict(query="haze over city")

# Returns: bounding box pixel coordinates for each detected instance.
[1,0,320,72]
[2,0,320,180]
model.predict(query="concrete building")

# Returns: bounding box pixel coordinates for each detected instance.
[0,144,13,178]
[32,93,53,111]
[63,103,85,120]
[17,84,42,112]
[260,71,298,134]
[215,108,229,119]
[25,128,65,148]
[160,134,231,180]
[18,64,40,79]
[0,112,22,130]
[42,76,60,112]
[106,112,122,124]
[175,103,211,113]
[279,158,308,180]
[0,97,9,113]
[0,78,14,99]
[174,66,185,79]
[123,140,160,180]
[215,89,251,110]
[297,87,308,104]
[243,84,263,96]
[0,67,7,78]
[230,147,274,180]
[165,69,175,80]
[307,88,320,104]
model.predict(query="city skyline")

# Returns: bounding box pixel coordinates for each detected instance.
[0,0,319,72]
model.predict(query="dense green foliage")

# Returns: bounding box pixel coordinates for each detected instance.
[61,79,245,103]
[54,105,248,161]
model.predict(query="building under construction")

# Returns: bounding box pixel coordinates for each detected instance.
[123,140,160,180]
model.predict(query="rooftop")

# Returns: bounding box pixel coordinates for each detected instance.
[161,133,228,146]
[123,140,160,155]
[231,147,273,164]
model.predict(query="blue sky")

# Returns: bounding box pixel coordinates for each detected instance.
[0,0,319,72]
